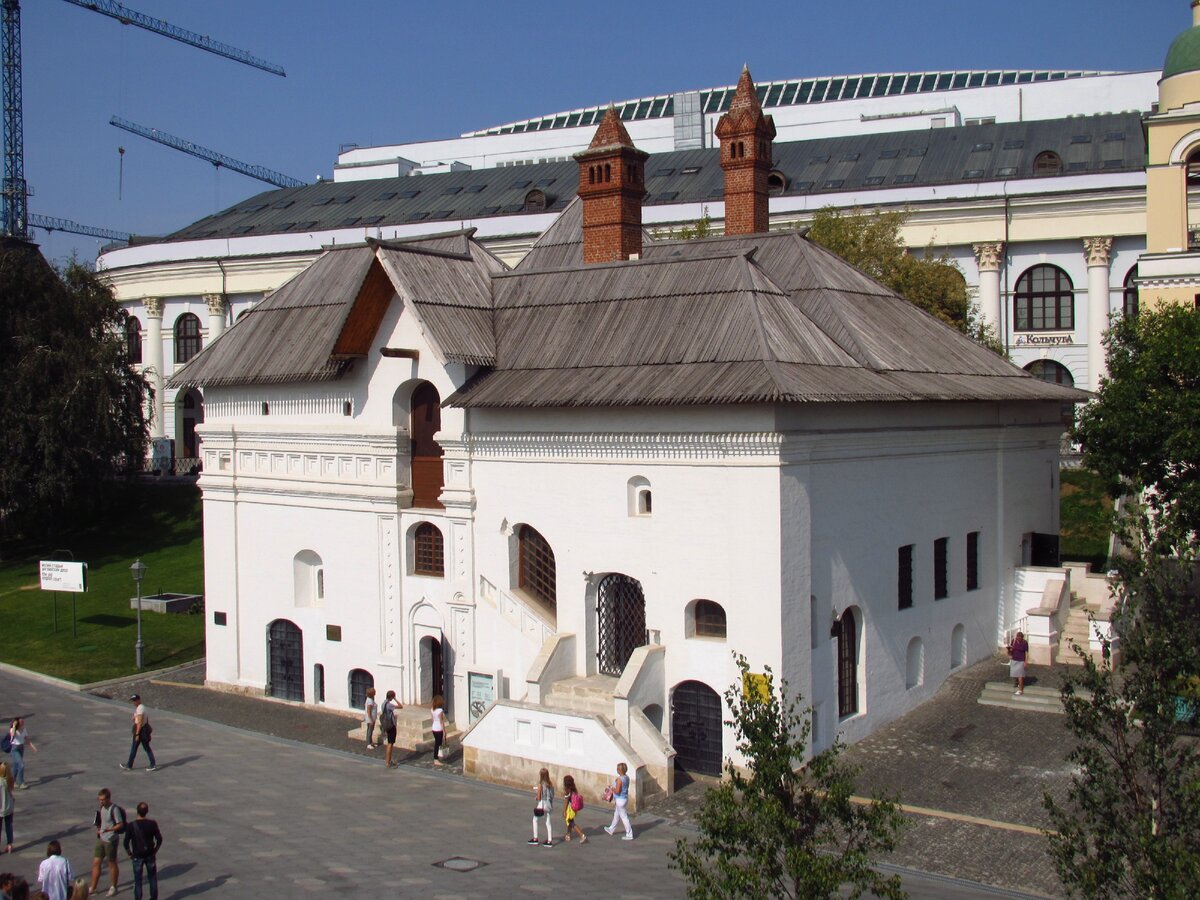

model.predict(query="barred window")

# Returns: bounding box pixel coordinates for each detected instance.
[693,600,727,638]
[934,537,949,600]
[518,524,556,609]
[966,531,980,591]
[898,545,914,610]
[413,522,444,577]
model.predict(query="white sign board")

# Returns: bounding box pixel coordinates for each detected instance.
[39,560,87,593]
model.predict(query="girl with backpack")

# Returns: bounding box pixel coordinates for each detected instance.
[528,768,554,847]
[562,774,587,843]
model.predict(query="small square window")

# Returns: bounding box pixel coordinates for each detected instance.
[864,176,885,185]
[841,153,860,162]
[822,179,844,189]
[996,167,1018,177]
[894,174,915,184]
[326,624,342,642]
[213,611,227,626]
[971,143,993,152]
[442,186,463,195]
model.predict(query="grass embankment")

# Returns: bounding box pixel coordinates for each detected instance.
[0,482,204,682]
[1060,468,1115,572]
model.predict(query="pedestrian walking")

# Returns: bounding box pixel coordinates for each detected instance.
[528,767,555,847]
[562,774,587,843]
[123,801,163,900]
[381,690,402,768]
[120,695,157,772]
[363,687,378,751]
[0,761,13,854]
[603,762,633,840]
[89,788,126,898]
[5,875,27,900]
[5,720,36,789]
[1008,631,1029,695]
[36,841,72,900]
[430,694,446,766]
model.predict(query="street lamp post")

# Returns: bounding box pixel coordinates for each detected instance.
[130,559,147,670]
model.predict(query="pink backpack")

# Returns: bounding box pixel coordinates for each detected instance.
[570,791,584,812]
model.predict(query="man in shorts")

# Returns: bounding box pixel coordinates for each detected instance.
[90,788,126,897]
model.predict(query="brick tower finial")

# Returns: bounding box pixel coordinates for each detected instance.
[574,106,649,264]
[715,67,777,235]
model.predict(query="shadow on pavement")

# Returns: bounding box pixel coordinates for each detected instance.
[156,862,196,881]
[30,769,86,787]
[166,872,231,898]
[23,822,89,850]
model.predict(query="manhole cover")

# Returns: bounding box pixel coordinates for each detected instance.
[433,857,486,873]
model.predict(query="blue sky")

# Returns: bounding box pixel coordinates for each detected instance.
[17,0,1187,265]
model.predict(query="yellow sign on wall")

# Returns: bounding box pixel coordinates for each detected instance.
[742,672,771,702]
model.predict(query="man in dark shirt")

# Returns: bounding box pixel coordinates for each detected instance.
[122,802,163,900]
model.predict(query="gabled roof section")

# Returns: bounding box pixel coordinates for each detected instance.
[169,245,377,389]
[515,196,654,271]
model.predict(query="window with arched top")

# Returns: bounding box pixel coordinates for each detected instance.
[1189,150,1200,249]
[1033,150,1061,176]
[1123,266,1139,318]
[1014,264,1074,331]
[125,317,142,364]
[293,550,324,608]
[413,522,444,577]
[174,313,202,363]
[951,623,966,669]
[767,171,787,196]
[1024,359,1077,425]
[518,524,556,610]
[524,190,546,212]
[905,636,924,689]
[831,608,859,718]
[627,476,652,516]
[348,669,374,709]
[689,599,727,639]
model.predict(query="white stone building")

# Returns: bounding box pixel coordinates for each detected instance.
[172,79,1083,805]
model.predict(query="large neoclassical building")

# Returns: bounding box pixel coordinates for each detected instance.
[98,6,1200,464]
[169,74,1083,803]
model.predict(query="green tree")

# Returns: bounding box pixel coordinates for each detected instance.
[1044,514,1200,898]
[0,243,150,536]
[670,655,907,899]
[1074,304,1200,536]
[805,206,1002,353]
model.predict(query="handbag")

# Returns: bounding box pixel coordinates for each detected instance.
[602,785,614,803]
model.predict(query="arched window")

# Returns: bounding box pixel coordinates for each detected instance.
[905,636,924,689]
[1033,150,1061,176]
[1123,265,1139,318]
[951,623,966,669]
[1014,265,1074,331]
[1188,150,1200,250]
[691,600,727,639]
[1024,359,1076,425]
[413,522,444,577]
[410,381,444,509]
[524,190,547,212]
[518,524,556,610]
[174,313,202,363]
[627,476,652,516]
[293,550,324,608]
[313,663,325,703]
[767,171,787,196]
[831,608,859,718]
[125,316,142,364]
[348,669,374,709]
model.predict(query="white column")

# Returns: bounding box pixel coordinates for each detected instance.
[1084,237,1113,391]
[205,293,227,341]
[142,297,165,438]
[972,242,1004,338]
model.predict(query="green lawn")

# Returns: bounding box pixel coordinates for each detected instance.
[0,482,205,683]
[1060,468,1115,571]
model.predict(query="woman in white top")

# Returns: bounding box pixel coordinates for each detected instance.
[7,718,36,789]
[528,767,555,847]
[430,694,446,766]
[363,687,378,750]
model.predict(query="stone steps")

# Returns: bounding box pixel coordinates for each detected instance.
[347,706,461,752]
[1058,606,1103,665]
[542,675,619,719]
[977,681,1064,714]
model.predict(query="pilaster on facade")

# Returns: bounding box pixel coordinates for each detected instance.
[972,242,1005,334]
[141,297,166,438]
[972,242,1004,272]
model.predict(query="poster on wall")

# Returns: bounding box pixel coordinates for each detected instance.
[468,670,496,723]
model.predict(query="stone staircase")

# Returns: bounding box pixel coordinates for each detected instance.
[541,674,619,719]
[347,706,462,755]
[977,681,1064,714]
[1057,598,1101,665]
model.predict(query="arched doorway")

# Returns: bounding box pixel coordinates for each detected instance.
[596,573,646,677]
[268,619,304,702]
[671,681,722,776]
[410,382,444,508]
[179,388,204,462]
[418,635,444,704]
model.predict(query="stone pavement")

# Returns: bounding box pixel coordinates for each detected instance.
[0,661,1064,898]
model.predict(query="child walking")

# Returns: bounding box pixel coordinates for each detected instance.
[562,774,587,843]
[528,767,555,847]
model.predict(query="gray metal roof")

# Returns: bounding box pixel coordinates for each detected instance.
[162,112,1144,244]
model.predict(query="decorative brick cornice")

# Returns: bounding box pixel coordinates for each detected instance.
[142,296,164,318]
[972,242,1004,272]
[1083,236,1113,268]
[465,431,784,462]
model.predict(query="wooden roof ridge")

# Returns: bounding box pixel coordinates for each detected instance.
[493,246,755,281]
[365,233,475,262]
[737,255,786,367]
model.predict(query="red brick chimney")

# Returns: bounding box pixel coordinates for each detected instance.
[715,67,776,235]
[574,106,648,264]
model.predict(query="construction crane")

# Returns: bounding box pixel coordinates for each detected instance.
[1,0,287,240]
[60,0,285,77]
[111,116,306,189]
[29,212,130,242]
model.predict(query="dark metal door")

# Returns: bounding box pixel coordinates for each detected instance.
[671,681,723,776]
[1030,532,1060,568]
[268,619,304,702]
[596,574,646,676]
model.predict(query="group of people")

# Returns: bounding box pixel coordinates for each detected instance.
[529,762,635,847]
[361,688,447,768]
[1,697,164,900]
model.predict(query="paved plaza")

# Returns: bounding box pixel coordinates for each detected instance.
[0,659,1069,898]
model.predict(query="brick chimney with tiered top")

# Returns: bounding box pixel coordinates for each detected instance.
[715,67,777,236]
[574,106,649,264]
